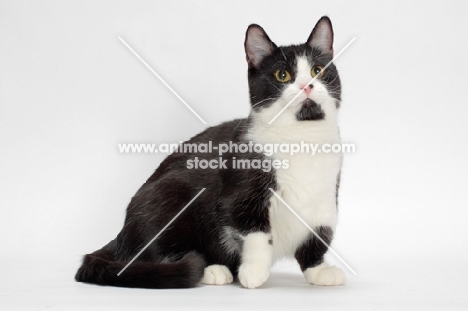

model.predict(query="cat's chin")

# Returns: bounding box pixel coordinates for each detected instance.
[296,99,325,121]
[300,98,316,106]
[289,96,320,108]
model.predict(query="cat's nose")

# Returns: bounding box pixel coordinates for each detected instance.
[300,84,313,96]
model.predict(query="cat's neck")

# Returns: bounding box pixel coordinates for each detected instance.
[247,99,340,144]
[246,105,340,145]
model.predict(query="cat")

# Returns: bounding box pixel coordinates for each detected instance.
[75,16,346,289]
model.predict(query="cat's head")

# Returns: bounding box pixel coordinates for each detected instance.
[245,16,341,126]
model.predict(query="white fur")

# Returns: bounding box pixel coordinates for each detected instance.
[303,262,346,285]
[296,58,314,88]
[251,58,338,129]
[247,56,341,260]
[238,232,273,289]
[202,265,234,285]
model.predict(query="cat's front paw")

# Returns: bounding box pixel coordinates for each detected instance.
[304,262,346,286]
[238,263,270,289]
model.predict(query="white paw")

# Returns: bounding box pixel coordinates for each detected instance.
[304,262,346,286]
[202,265,233,285]
[238,263,270,289]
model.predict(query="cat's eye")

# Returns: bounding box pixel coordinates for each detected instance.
[274,69,291,83]
[311,66,325,79]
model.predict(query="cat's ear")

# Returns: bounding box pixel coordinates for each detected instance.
[307,16,334,56]
[245,24,277,69]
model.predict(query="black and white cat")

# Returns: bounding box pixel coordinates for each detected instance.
[76,16,346,289]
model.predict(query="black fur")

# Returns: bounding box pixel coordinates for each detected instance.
[76,119,276,288]
[246,31,341,112]
[296,99,325,121]
[76,16,342,289]
[75,244,205,288]
[294,227,334,271]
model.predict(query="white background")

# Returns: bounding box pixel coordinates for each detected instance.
[1,0,467,310]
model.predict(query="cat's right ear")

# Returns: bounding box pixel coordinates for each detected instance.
[244,24,277,69]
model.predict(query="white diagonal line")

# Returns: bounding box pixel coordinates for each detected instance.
[269,188,357,275]
[268,37,356,124]
[118,36,208,125]
[117,188,206,276]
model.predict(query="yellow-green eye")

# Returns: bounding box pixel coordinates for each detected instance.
[311,66,325,79]
[274,69,291,83]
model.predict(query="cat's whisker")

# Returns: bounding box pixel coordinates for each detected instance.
[251,96,280,109]
[281,49,288,61]
[328,76,338,84]
[267,80,282,91]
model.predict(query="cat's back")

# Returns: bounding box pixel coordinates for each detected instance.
[146,118,249,183]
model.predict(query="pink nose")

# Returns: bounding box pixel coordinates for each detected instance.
[300,84,312,96]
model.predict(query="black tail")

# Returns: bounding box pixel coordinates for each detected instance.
[75,248,205,289]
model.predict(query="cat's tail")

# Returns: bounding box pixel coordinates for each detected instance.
[75,247,206,289]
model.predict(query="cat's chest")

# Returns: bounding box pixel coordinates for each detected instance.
[282,158,338,202]
[271,152,340,252]
[246,121,342,203]
[246,122,341,258]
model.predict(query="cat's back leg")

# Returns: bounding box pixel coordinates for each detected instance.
[119,170,216,262]
[202,264,234,285]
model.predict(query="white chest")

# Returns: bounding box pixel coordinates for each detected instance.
[269,151,341,258]
[247,120,342,259]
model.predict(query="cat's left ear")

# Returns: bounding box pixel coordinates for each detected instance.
[245,24,277,69]
[307,16,334,56]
